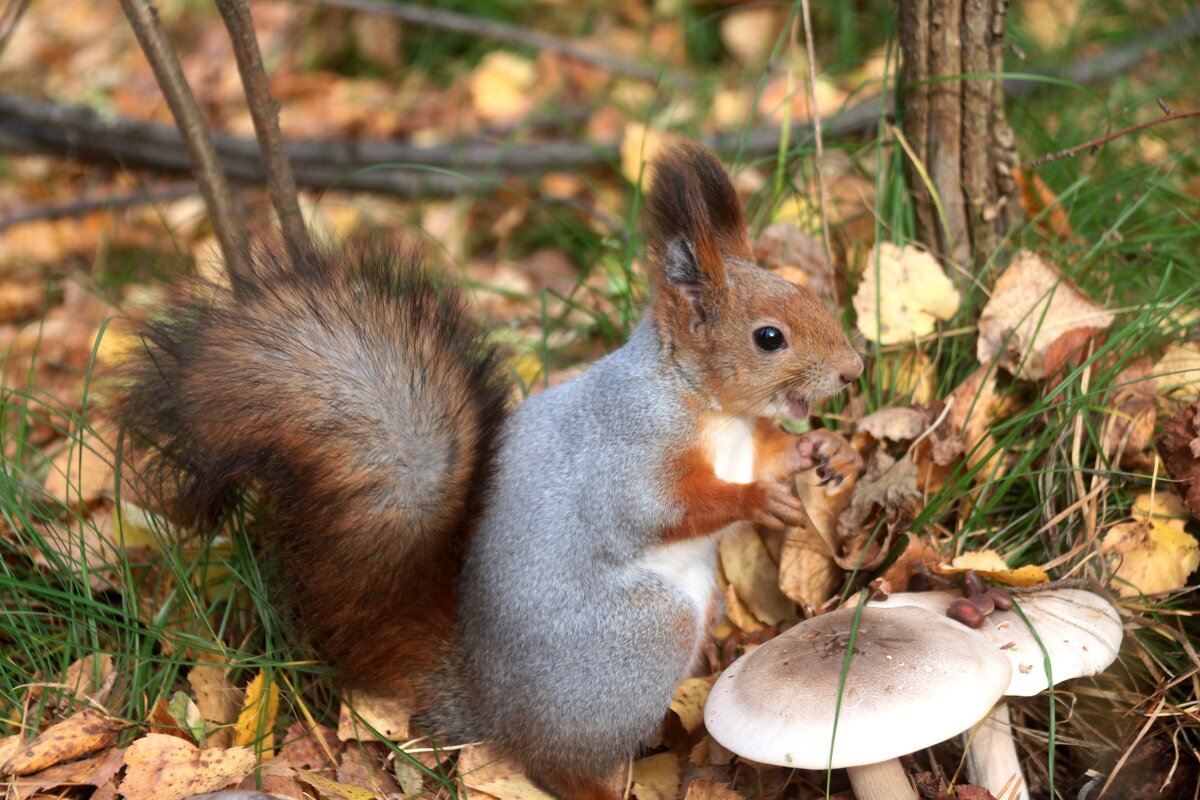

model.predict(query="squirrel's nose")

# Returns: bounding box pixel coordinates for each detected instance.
[837,352,864,385]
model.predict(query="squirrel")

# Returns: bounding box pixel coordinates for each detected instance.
[117,141,863,800]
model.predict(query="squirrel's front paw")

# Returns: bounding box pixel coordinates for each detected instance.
[794,430,861,487]
[748,481,806,530]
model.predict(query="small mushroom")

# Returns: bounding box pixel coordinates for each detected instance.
[704,604,1012,800]
[871,589,1123,799]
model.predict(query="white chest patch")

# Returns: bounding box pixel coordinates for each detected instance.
[633,414,757,646]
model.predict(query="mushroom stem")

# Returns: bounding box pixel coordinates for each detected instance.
[846,759,916,800]
[964,703,1027,800]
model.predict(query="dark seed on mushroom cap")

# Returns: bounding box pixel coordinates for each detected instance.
[947,597,986,628]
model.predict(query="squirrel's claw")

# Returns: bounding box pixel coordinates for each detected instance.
[797,429,861,488]
[751,481,807,530]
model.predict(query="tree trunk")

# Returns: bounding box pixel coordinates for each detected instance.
[900,0,1021,273]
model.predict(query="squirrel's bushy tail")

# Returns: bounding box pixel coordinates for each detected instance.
[119,238,509,729]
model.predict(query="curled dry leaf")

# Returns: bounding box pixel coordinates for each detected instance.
[856,407,927,444]
[148,696,194,743]
[976,251,1115,380]
[299,770,376,800]
[2,708,119,776]
[878,349,938,405]
[836,451,922,547]
[719,523,796,626]
[118,734,256,800]
[336,740,400,795]
[28,653,114,709]
[337,690,411,742]
[669,676,716,735]
[933,549,1050,587]
[632,752,682,800]
[949,368,1005,483]
[278,722,341,773]
[1102,516,1199,597]
[778,468,856,610]
[1156,344,1200,398]
[853,243,960,345]
[457,743,557,800]
[685,779,745,800]
[879,534,942,592]
[233,672,280,753]
[5,747,123,800]
[1156,402,1200,519]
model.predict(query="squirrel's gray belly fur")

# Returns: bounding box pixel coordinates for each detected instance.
[459,321,706,776]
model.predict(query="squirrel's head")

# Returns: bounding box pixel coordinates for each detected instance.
[644,141,862,420]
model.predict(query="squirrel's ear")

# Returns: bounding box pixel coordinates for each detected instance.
[644,142,752,322]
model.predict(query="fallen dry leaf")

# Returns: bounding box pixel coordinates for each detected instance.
[721,575,761,634]
[469,51,536,124]
[976,251,1115,380]
[1156,402,1200,518]
[118,734,256,800]
[621,122,668,186]
[278,722,341,773]
[43,424,116,509]
[2,709,119,776]
[836,451,922,546]
[1102,517,1200,597]
[298,770,376,800]
[1102,360,1157,468]
[337,690,411,742]
[949,368,1005,483]
[233,671,280,753]
[1132,490,1190,529]
[187,652,244,749]
[4,747,123,800]
[879,534,942,592]
[856,407,927,444]
[934,549,1050,587]
[753,224,836,303]
[685,779,745,800]
[854,242,960,345]
[778,518,840,611]
[878,349,938,405]
[632,752,681,800]
[457,743,557,800]
[1156,344,1200,398]
[336,740,400,795]
[719,523,795,626]
[29,653,113,709]
[718,6,784,67]
[148,696,194,743]
[669,676,715,735]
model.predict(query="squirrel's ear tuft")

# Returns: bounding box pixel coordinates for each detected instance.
[644,142,751,301]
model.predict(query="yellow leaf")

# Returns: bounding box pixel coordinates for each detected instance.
[1102,519,1200,597]
[934,549,1050,587]
[233,671,280,754]
[188,651,243,749]
[853,243,960,345]
[1132,491,1190,531]
[877,350,937,404]
[1156,344,1200,398]
[298,771,378,800]
[469,51,536,124]
[632,752,681,800]
[620,122,667,186]
[336,690,411,742]
[118,734,256,800]
[669,676,715,734]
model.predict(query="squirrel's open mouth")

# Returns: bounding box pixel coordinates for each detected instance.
[786,392,810,420]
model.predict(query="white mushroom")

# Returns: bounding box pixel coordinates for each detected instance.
[870,589,1123,799]
[705,604,1012,800]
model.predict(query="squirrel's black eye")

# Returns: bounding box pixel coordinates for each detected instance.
[753,326,786,352]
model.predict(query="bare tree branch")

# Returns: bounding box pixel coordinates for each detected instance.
[0,0,29,57]
[118,0,251,284]
[0,184,199,232]
[216,0,309,256]
[310,0,693,88]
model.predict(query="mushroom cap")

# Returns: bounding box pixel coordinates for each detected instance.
[704,604,1011,768]
[870,589,1123,696]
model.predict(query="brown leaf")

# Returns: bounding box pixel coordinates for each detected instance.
[976,251,1114,380]
[837,451,922,544]
[1102,360,1157,468]
[685,779,744,800]
[279,722,341,773]
[118,734,256,800]
[719,523,796,626]
[5,747,123,800]
[856,407,927,444]
[1157,402,1200,519]
[954,785,998,800]
[336,740,400,795]
[42,424,117,509]
[2,709,120,776]
[879,534,942,592]
[457,743,557,800]
[187,653,244,749]
[949,368,1005,483]
[1042,326,1106,385]
[28,654,114,709]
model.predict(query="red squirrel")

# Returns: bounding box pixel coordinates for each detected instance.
[118,141,862,800]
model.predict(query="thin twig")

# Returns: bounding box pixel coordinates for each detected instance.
[118,0,251,285]
[309,0,693,88]
[215,0,309,255]
[797,0,832,268]
[1030,107,1200,167]
[0,184,199,232]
